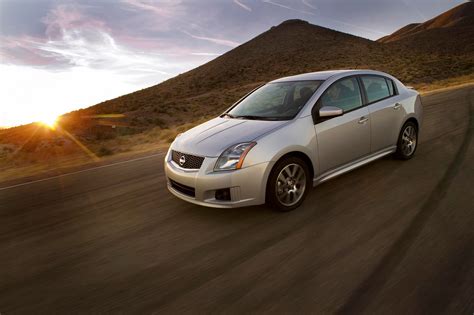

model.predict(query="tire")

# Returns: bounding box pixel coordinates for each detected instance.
[266,156,311,212]
[395,121,418,160]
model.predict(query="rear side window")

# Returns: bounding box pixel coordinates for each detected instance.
[385,78,396,96]
[361,76,391,104]
[320,77,362,112]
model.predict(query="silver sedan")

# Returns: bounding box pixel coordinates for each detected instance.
[164,70,423,211]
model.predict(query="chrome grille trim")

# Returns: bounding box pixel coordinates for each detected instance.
[171,150,205,169]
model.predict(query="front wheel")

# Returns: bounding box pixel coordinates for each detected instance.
[266,157,311,212]
[395,121,418,160]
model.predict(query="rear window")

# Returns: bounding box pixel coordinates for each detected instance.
[361,76,391,104]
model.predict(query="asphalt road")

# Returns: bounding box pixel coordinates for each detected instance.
[1,86,473,314]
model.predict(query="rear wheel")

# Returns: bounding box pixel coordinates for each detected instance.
[266,157,311,212]
[395,121,418,160]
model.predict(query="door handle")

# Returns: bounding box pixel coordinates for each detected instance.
[393,103,402,110]
[358,116,369,124]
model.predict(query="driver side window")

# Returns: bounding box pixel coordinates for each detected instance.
[320,77,362,112]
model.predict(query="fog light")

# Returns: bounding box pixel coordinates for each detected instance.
[215,188,231,201]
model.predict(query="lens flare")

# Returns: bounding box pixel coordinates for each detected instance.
[39,114,59,129]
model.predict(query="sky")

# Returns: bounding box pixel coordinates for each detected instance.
[0,0,466,127]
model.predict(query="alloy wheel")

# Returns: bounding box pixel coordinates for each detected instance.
[275,163,306,207]
[401,125,417,156]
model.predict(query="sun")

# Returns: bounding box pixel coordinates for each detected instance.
[39,114,59,129]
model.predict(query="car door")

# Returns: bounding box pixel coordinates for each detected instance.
[314,76,371,173]
[360,75,405,152]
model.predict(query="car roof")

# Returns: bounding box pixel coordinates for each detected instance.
[270,69,390,82]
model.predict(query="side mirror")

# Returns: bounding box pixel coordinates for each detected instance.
[319,106,343,117]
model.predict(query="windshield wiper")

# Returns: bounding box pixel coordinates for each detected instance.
[234,115,272,120]
[220,113,236,118]
[235,115,288,121]
[222,114,288,121]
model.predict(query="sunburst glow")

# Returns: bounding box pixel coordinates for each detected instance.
[39,114,59,129]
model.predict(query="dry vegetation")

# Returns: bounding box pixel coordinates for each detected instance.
[1,2,473,183]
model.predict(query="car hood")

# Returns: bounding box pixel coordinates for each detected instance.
[172,117,288,157]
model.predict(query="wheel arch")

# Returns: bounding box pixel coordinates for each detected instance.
[404,117,419,130]
[398,115,419,137]
[274,151,314,178]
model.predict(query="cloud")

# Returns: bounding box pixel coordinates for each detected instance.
[118,0,190,32]
[0,35,58,66]
[120,0,176,17]
[42,3,108,38]
[262,0,315,15]
[182,30,240,48]
[302,0,318,10]
[1,2,211,70]
[233,0,252,12]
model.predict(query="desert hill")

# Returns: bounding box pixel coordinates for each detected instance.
[378,2,474,55]
[377,23,421,43]
[380,1,474,43]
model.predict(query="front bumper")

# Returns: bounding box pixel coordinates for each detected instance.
[164,151,272,208]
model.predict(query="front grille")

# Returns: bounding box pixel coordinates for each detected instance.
[171,150,204,169]
[169,179,195,197]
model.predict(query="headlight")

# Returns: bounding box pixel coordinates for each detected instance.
[214,142,256,171]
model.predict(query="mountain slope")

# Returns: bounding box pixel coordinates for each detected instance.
[378,23,420,43]
[378,1,474,53]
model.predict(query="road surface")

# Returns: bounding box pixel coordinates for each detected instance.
[1,86,473,314]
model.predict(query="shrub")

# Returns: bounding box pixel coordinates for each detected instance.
[97,146,113,156]
[154,118,167,128]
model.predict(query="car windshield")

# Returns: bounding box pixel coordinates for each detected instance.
[226,80,323,120]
